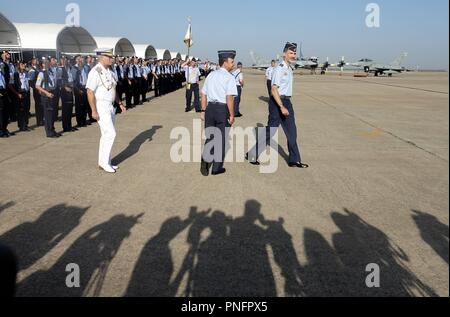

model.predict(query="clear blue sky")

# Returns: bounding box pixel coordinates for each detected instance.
[1,0,448,69]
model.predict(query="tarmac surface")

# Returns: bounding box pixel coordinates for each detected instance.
[0,70,448,297]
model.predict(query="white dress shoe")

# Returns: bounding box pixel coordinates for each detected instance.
[112,166,119,170]
[99,165,116,173]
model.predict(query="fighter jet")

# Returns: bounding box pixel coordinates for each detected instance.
[249,51,273,70]
[293,43,319,73]
[349,53,408,76]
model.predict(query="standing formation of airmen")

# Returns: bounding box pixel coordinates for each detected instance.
[0,50,191,139]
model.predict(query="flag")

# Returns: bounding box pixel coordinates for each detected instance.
[184,21,193,48]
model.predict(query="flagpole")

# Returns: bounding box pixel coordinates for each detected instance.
[185,17,192,91]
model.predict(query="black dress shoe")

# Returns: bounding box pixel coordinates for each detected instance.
[235,114,243,118]
[47,134,59,138]
[289,162,310,168]
[71,128,79,132]
[245,153,261,166]
[201,161,211,177]
[212,168,226,176]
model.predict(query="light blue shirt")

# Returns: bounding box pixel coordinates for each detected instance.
[127,65,135,79]
[118,64,125,79]
[36,70,56,90]
[135,65,142,78]
[71,65,88,86]
[272,61,293,96]
[201,67,238,104]
[28,66,40,82]
[265,66,274,80]
[17,71,30,91]
[0,70,5,89]
[142,65,150,77]
[231,69,244,86]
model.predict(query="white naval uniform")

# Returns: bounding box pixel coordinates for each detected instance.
[86,63,118,168]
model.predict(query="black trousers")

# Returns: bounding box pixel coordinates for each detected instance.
[202,102,230,173]
[0,90,10,133]
[249,97,302,164]
[61,88,74,132]
[161,76,167,95]
[74,88,87,127]
[234,86,242,115]
[154,78,160,97]
[124,80,133,107]
[141,77,148,102]
[33,88,44,126]
[266,80,272,96]
[9,89,18,123]
[148,76,153,92]
[132,79,140,106]
[117,81,124,101]
[16,91,30,130]
[52,88,61,123]
[42,94,57,137]
[185,83,200,111]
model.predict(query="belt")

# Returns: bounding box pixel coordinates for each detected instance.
[280,95,291,99]
[208,101,226,106]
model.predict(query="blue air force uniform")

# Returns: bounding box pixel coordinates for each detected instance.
[0,63,8,136]
[201,50,238,176]
[60,64,75,132]
[36,66,58,137]
[231,62,244,117]
[0,57,13,137]
[12,68,31,131]
[72,63,89,127]
[248,42,308,168]
[184,64,201,112]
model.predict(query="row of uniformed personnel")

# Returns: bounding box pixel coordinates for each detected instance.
[0,51,191,138]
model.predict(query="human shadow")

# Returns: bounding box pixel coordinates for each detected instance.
[253,123,290,164]
[258,96,270,103]
[0,201,15,216]
[300,208,438,297]
[112,125,162,165]
[127,200,302,297]
[125,207,208,297]
[0,204,89,271]
[412,210,449,265]
[17,213,143,297]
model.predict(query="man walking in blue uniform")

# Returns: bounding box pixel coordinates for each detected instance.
[246,42,309,169]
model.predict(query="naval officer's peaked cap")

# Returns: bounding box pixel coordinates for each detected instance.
[218,50,236,60]
[95,48,115,58]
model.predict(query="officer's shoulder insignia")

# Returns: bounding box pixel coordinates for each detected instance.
[279,63,284,67]
[95,66,102,74]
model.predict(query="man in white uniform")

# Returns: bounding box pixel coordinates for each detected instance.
[87,48,127,174]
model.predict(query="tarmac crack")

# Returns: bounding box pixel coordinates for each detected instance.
[301,92,448,163]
